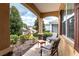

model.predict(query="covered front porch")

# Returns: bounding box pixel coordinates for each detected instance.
[0,3,79,56]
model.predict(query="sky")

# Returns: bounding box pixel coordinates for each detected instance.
[10,3,58,30]
[43,16,58,24]
[10,3,37,26]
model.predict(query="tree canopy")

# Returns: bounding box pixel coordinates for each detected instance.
[33,19,39,32]
[10,6,24,35]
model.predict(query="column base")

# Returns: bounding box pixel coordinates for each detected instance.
[0,46,13,56]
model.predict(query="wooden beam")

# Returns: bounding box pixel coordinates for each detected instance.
[59,3,65,10]
[22,3,64,18]
[40,11,59,18]
[22,3,41,17]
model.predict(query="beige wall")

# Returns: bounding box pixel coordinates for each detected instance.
[59,35,79,56]
[0,4,10,54]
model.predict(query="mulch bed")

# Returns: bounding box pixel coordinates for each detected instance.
[3,40,36,56]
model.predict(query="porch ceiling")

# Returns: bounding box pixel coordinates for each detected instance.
[34,3,61,13]
[22,3,65,18]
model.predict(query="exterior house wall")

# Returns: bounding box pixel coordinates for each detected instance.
[58,3,79,56]
[59,35,79,56]
[52,24,58,33]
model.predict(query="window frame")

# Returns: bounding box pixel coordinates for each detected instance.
[62,13,74,40]
[62,3,74,41]
[74,3,79,53]
[66,13,74,40]
[61,3,79,53]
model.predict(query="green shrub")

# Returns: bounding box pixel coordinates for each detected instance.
[43,31,52,40]
[19,34,33,40]
[10,35,19,44]
[33,33,39,37]
[28,34,33,40]
[19,34,38,43]
[43,31,52,37]
[19,35,28,40]
[26,34,35,40]
[19,35,25,39]
[19,35,27,44]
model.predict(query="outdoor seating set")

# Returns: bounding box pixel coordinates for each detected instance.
[38,33,60,56]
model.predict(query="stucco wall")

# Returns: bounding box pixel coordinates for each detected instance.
[59,35,79,56]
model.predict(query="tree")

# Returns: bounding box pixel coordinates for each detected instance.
[23,23,27,29]
[33,19,45,32]
[10,6,23,35]
[33,19,39,32]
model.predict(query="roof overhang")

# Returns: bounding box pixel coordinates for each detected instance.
[22,3,65,18]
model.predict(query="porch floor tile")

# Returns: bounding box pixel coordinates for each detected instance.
[23,43,50,56]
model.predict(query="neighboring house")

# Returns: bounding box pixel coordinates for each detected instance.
[49,21,58,33]
[22,27,28,35]
[22,27,37,35]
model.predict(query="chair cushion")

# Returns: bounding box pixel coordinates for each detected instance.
[42,44,52,50]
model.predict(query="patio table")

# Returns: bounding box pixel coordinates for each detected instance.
[38,40,46,56]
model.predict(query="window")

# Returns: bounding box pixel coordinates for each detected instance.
[62,3,74,40]
[67,15,74,39]
[62,21,66,35]
[66,3,74,39]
